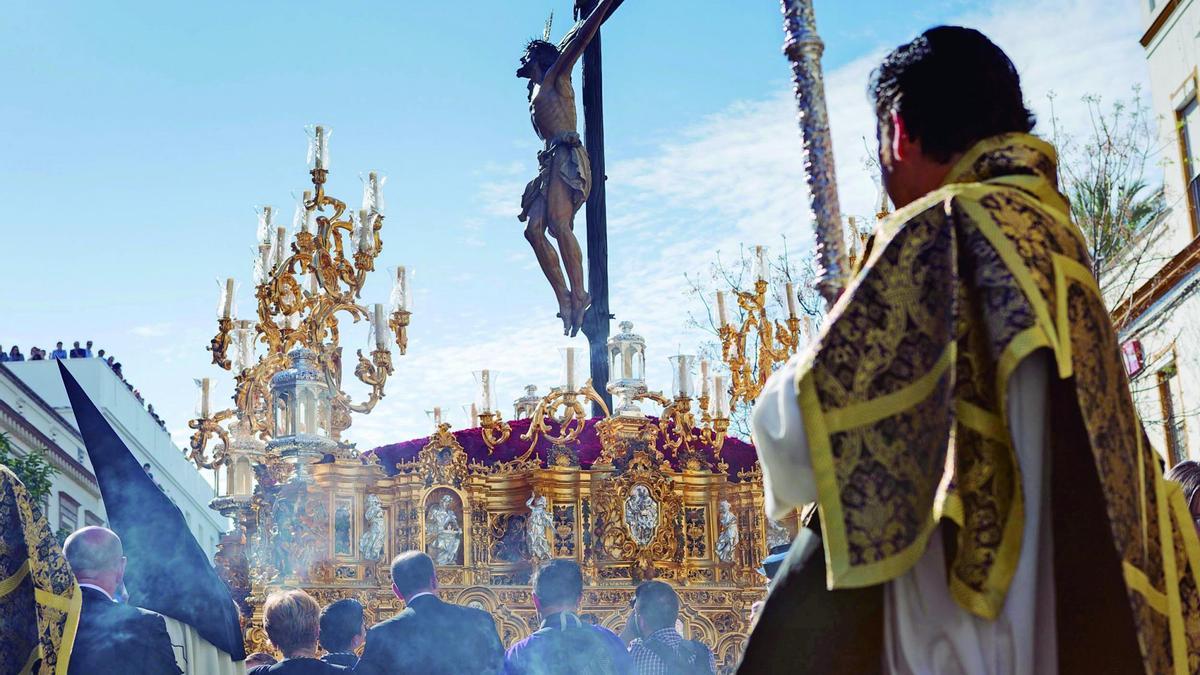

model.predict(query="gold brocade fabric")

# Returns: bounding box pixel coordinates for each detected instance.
[796,133,1200,672]
[0,465,81,674]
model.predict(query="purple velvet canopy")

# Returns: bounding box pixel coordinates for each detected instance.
[363,416,759,481]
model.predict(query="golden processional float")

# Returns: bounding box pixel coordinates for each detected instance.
[183,128,813,673]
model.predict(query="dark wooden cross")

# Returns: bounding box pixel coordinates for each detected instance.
[578,0,623,415]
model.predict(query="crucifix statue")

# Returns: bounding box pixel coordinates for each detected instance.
[516,0,622,337]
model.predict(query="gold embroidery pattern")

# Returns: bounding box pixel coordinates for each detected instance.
[0,466,81,675]
[797,134,1200,672]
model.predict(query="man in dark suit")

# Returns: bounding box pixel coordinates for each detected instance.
[63,526,181,675]
[354,551,505,674]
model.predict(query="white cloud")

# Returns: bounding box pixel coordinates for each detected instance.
[131,322,174,337]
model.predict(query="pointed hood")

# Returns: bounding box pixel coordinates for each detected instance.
[57,360,245,660]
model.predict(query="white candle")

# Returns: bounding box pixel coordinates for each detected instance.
[470,403,479,427]
[257,244,272,281]
[565,347,577,391]
[677,357,688,397]
[358,209,374,253]
[714,375,728,417]
[373,303,388,350]
[700,360,710,399]
[393,266,408,311]
[220,278,235,319]
[368,172,384,215]
[314,126,327,170]
[200,378,211,418]
[755,245,769,282]
[433,406,442,425]
[785,282,797,318]
[295,191,314,235]
[274,225,287,268]
[621,344,633,380]
[716,291,728,328]
[803,316,814,341]
[257,206,274,246]
[480,369,493,413]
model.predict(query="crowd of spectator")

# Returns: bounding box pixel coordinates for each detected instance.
[0,339,167,431]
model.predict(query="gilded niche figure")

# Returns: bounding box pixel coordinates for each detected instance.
[716,500,738,563]
[623,484,658,546]
[516,0,622,336]
[526,494,553,560]
[425,494,462,565]
[359,495,385,561]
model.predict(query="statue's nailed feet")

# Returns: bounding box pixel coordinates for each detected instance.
[554,292,591,337]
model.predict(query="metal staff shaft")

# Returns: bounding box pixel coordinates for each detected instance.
[780,0,847,307]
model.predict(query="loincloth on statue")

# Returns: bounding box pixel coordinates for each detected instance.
[519,131,592,230]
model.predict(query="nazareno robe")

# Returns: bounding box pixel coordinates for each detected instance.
[739,134,1200,674]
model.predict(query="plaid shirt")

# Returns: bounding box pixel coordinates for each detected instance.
[629,627,716,674]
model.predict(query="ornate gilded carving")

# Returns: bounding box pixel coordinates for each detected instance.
[401,424,470,488]
[593,451,681,581]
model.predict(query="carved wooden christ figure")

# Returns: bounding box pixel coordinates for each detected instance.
[516,0,622,337]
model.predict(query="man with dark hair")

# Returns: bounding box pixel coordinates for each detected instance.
[318,599,364,668]
[504,558,633,674]
[69,341,84,358]
[354,551,504,674]
[51,341,68,360]
[63,526,181,674]
[628,581,714,675]
[742,24,1200,674]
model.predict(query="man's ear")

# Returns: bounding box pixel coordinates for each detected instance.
[392,582,403,601]
[890,110,908,162]
[532,594,542,613]
[430,573,439,592]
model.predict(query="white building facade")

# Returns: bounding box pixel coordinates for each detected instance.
[0,364,106,534]
[1,358,227,559]
[1119,0,1200,466]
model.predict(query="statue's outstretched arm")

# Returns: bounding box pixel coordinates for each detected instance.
[547,0,622,85]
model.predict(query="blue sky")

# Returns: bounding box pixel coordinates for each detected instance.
[0,0,1150,468]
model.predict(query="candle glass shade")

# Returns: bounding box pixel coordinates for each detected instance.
[217,278,237,319]
[426,408,444,427]
[713,375,730,419]
[293,191,314,235]
[670,354,697,399]
[753,245,770,282]
[559,347,582,392]
[390,266,410,312]
[195,377,212,419]
[473,370,496,414]
[256,207,274,247]
[233,320,256,373]
[361,172,386,216]
[306,124,330,171]
[371,304,389,350]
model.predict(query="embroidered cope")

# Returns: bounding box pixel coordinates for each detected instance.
[752,134,1200,674]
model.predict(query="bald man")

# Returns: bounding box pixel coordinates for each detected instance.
[64,526,181,674]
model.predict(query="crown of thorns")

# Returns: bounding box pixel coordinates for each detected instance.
[522,11,560,55]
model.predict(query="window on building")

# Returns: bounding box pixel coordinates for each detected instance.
[1158,361,1189,465]
[58,493,79,534]
[1178,95,1200,236]
[76,447,85,463]
[84,511,104,528]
